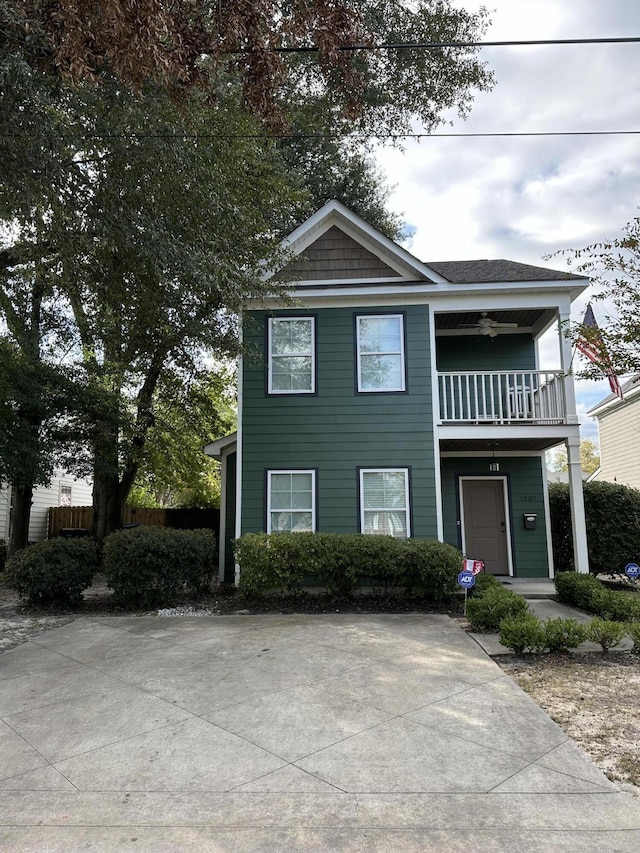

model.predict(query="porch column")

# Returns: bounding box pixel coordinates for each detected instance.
[566,434,590,573]
[558,306,579,425]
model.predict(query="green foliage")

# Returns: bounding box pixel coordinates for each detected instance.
[104,527,215,609]
[499,614,546,654]
[554,572,640,621]
[470,572,502,595]
[234,533,461,601]
[543,618,587,653]
[3,538,98,607]
[587,617,627,653]
[549,481,640,572]
[626,622,640,653]
[465,586,529,632]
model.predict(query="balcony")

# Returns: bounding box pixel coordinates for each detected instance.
[438,370,567,425]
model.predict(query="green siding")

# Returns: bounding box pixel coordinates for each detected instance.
[436,334,536,372]
[241,306,437,537]
[223,451,237,583]
[440,456,549,578]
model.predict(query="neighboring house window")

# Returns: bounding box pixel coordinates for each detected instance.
[267,470,316,533]
[356,314,405,392]
[59,484,72,507]
[359,468,410,537]
[268,317,315,394]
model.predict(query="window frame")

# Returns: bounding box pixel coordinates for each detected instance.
[267,316,316,395]
[355,313,406,393]
[266,469,317,534]
[58,483,73,507]
[358,467,411,538]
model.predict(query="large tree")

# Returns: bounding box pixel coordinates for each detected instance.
[1,1,496,545]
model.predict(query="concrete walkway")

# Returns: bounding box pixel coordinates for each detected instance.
[1,614,638,851]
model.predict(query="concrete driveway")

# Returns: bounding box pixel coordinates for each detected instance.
[1,613,638,851]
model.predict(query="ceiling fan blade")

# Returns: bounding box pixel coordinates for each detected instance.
[491,322,519,328]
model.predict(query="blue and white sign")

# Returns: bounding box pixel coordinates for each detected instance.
[458,571,476,589]
[625,563,640,579]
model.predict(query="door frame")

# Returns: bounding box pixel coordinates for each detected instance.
[458,475,514,577]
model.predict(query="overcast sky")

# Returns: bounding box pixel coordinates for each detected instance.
[375,0,640,442]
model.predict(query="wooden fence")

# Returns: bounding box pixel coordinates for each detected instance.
[47,506,220,539]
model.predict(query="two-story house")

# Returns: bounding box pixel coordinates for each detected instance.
[588,374,640,488]
[206,201,590,584]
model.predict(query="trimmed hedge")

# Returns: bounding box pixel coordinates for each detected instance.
[554,572,640,621]
[549,480,640,573]
[104,527,216,609]
[3,538,99,606]
[233,532,462,601]
[499,614,546,654]
[465,585,529,632]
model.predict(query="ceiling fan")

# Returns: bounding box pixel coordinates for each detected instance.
[458,312,518,338]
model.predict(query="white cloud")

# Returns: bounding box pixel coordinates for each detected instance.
[375,0,640,437]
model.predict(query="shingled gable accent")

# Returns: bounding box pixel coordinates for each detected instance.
[274,225,403,281]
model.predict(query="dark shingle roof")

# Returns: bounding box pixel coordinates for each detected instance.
[425,259,586,283]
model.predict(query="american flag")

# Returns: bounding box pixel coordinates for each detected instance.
[576,304,624,400]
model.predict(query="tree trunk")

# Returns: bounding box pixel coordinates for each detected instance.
[8,483,34,557]
[92,473,122,543]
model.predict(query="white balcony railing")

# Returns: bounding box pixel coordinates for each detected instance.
[438,370,567,425]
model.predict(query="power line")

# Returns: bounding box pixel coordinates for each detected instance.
[272,36,640,54]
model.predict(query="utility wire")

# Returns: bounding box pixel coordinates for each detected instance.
[270,36,640,53]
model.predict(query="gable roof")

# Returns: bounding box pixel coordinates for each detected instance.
[588,374,640,417]
[426,259,586,284]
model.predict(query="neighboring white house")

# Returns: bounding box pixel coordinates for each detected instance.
[588,375,640,490]
[0,473,93,542]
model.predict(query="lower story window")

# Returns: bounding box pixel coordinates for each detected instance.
[267,470,316,533]
[360,468,410,538]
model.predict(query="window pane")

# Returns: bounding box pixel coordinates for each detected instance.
[360,354,402,391]
[270,511,313,532]
[363,510,407,537]
[359,317,401,353]
[362,471,407,509]
[271,356,312,391]
[271,319,312,354]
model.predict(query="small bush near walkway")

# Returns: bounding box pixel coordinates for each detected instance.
[233,532,462,602]
[465,585,529,632]
[499,614,547,654]
[555,572,640,621]
[587,617,627,652]
[104,527,215,609]
[3,538,99,607]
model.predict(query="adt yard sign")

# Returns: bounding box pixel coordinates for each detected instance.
[458,571,476,589]
[625,563,640,579]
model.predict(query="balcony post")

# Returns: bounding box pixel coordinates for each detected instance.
[566,434,590,573]
[559,307,579,425]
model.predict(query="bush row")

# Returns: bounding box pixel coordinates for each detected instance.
[554,572,640,621]
[465,575,529,631]
[233,532,462,601]
[2,528,216,608]
[500,614,640,655]
[549,481,640,573]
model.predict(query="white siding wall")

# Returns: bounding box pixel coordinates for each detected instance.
[596,400,640,489]
[0,473,93,543]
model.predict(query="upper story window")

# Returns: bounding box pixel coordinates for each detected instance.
[268,317,315,394]
[356,314,406,392]
[359,468,410,538]
[267,470,316,533]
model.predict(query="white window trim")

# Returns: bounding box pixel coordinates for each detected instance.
[268,316,315,395]
[58,483,73,507]
[359,467,411,538]
[356,314,406,393]
[267,469,316,533]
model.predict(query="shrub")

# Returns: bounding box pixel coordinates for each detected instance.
[627,622,640,653]
[499,614,546,654]
[4,538,98,607]
[470,572,501,596]
[543,618,587,653]
[554,572,640,621]
[465,586,529,632]
[549,481,640,573]
[104,527,216,609]
[234,532,461,601]
[587,617,627,653]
